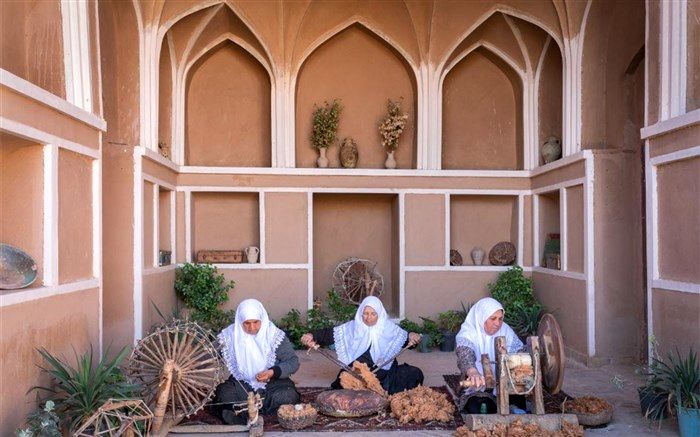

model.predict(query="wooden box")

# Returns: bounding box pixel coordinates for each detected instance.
[196,250,244,264]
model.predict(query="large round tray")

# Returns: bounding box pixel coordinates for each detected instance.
[0,244,38,289]
[315,389,386,418]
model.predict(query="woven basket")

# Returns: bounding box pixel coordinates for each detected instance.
[572,407,613,426]
[277,404,317,430]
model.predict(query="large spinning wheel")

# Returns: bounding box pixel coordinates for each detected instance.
[125,321,225,432]
[537,313,565,394]
[332,258,384,304]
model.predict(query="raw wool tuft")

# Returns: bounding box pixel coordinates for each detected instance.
[389,385,455,424]
[453,418,584,437]
[339,361,387,397]
[562,396,612,415]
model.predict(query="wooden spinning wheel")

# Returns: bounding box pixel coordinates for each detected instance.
[125,321,225,432]
[332,258,384,304]
[74,399,152,436]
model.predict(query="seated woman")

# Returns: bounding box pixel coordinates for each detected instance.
[213,299,300,424]
[300,296,423,395]
[456,297,526,414]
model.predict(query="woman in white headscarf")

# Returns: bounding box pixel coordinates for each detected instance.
[301,296,424,394]
[455,297,525,413]
[213,299,300,424]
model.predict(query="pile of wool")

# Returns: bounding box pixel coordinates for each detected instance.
[563,396,612,415]
[339,361,387,396]
[389,385,455,424]
[453,419,584,437]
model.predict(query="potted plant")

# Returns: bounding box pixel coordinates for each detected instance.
[399,318,429,352]
[420,317,443,351]
[311,99,342,168]
[378,98,408,169]
[174,262,235,332]
[438,310,464,352]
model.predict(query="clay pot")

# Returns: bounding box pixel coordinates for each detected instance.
[541,137,562,164]
[384,150,397,169]
[339,138,358,168]
[245,246,260,264]
[317,147,329,168]
[471,247,485,265]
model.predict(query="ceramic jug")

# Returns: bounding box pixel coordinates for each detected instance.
[245,246,260,264]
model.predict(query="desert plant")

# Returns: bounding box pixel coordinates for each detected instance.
[31,346,139,432]
[378,98,409,152]
[311,99,342,150]
[643,348,700,419]
[15,400,61,437]
[508,303,545,338]
[174,263,235,331]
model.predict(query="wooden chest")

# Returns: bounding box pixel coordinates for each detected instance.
[196,250,244,264]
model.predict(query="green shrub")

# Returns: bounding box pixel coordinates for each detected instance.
[278,309,307,349]
[643,348,700,419]
[174,263,235,331]
[420,317,443,347]
[31,346,139,432]
[399,318,423,334]
[16,400,61,437]
[438,310,464,333]
[326,289,357,324]
[508,303,545,338]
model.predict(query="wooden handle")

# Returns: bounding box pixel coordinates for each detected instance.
[152,360,175,433]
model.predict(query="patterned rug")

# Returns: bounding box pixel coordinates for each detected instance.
[182,386,463,432]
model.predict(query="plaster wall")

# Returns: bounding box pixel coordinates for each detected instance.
[686,0,700,112]
[143,181,155,268]
[648,125,700,158]
[404,271,501,319]
[191,192,260,257]
[531,160,585,189]
[0,136,44,285]
[159,189,172,252]
[264,192,308,264]
[537,191,560,266]
[523,195,533,266]
[537,44,562,160]
[185,42,271,167]
[176,173,531,191]
[593,152,644,361]
[652,289,700,358]
[646,1,661,125]
[295,24,416,169]
[159,41,174,150]
[143,159,178,187]
[442,49,522,170]
[656,156,700,284]
[0,88,101,150]
[0,288,99,436]
[218,269,308,321]
[566,185,584,273]
[176,192,186,263]
[142,269,178,332]
[58,149,93,283]
[532,272,588,357]
[404,194,445,266]
[450,195,518,265]
[0,0,65,98]
[313,194,398,315]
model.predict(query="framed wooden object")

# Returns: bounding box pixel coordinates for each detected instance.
[196,250,244,263]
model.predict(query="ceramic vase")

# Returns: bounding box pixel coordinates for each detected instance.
[245,246,260,264]
[339,138,358,168]
[471,247,485,265]
[541,137,562,164]
[316,148,329,168]
[384,150,397,169]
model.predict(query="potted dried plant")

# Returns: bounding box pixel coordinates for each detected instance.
[378,98,408,169]
[311,99,342,168]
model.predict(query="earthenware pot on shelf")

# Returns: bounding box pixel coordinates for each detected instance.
[317,147,329,168]
[384,150,397,169]
[541,136,562,164]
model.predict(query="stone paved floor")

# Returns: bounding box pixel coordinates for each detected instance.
[170,350,680,436]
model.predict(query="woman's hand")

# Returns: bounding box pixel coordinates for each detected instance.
[255,369,274,382]
[408,332,422,346]
[300,333,317,349]
[466,367,486,389]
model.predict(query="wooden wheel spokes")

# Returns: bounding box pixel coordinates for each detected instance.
[126,321,225,433]
[332,257,385,304]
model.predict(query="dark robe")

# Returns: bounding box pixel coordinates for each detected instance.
[212,336,301,424]
[311,327,424,395]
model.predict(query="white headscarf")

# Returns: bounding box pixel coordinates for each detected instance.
[456,297,520,375]
[333,296,407,370]
[218,299,285,390]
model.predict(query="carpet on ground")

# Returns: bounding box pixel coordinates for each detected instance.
[182,386,463,432]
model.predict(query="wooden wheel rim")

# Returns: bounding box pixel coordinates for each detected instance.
[537,313,565,394]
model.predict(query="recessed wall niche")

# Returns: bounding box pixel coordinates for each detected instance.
[0,132,44,287]
[313,194,399,316]
[442,47,523,170]
[295,24,417,169]
[185,41,271,167]
[537,43,563,166]
[450,195,518,265]
[538,191,560,269]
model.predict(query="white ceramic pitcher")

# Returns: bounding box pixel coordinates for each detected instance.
[245,246,260,263]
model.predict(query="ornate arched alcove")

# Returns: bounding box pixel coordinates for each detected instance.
[294,23,417,169]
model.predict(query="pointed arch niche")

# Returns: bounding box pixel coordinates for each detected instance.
[295,24,417,169]
[442,47,524,170]
[184,40,271,167]
[536,39,563,165]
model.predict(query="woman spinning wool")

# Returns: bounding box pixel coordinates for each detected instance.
[301,296,424,395]
[213,299,300,424]
[456,297,526,414]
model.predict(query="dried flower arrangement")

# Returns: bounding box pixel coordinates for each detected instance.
[378,98,408,152]
[311,99,343,150]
